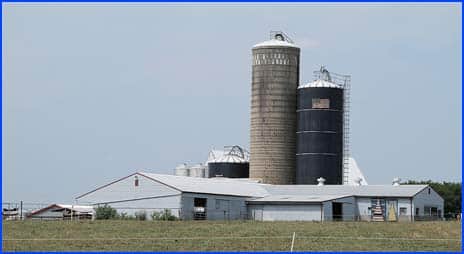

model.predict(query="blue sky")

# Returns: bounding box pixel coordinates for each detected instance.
[3,3,461,203]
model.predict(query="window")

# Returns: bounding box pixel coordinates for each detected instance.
[312,98,330,109]
[428,188,431,195]
[134,176,139,187]
[415,207,419,215]
[400,207,407,216]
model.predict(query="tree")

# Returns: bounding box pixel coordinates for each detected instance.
[95,204,118,220]
[404,180,461,218]
[151,209,177,221]
[135,210,147,221]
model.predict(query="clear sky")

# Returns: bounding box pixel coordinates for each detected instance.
[3,3,461,203]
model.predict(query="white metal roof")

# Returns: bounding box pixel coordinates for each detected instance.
[298,79,343,89]
[30,204,94,216]
[139,172,268,197]
[53,204,94,213]
[139,172,427,198]
[262,184,428,198]
[206,146,249,164]
[253,39,299,49]
[247,194,348,203]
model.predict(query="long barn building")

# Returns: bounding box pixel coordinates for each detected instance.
[76,172,443,221]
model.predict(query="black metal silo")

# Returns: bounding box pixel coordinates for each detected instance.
[296,86,344,184]
[207,162,249,178]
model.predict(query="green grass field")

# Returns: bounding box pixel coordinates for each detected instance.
[2,220,462,251]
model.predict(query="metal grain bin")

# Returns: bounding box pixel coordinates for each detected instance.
[189,164,207,178]
[206,146,249,178]
[174,163,190,177]
[250,32,300,184]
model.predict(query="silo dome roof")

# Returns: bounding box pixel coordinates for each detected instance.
[206,146,250,164]
[298,79,343,89]
[253,39,299,49]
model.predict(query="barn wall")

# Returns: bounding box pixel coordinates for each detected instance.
[76,173,181,205]
[323,196,355,221]
[248,203,322,221]
[75,173,182,219]
[262,204,322,221]
[181,193,248,220]
[247,204,264,221]
[92,196,182,220]
[397,198,412,222]
[355,197,372,221]
[323,201,332,221]
[339,196,355,221]
[413,186,444,219]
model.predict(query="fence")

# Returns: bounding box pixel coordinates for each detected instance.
[3,202,451,222]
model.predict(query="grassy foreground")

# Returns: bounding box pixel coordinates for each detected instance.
[2,220,462,251]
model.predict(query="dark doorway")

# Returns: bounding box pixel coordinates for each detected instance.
[332,202,343,221]
[193,198,207,220]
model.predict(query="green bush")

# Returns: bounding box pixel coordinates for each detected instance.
[151,209,177,221]
[118,212,135,220]
[135,210,147,221]
[95,205,118,220]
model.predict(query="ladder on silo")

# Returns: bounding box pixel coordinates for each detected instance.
[342,76,351,185]
[313,68,351,185]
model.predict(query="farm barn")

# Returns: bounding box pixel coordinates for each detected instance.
[76,172,443,221]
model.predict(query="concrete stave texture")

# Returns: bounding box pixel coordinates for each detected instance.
[250,45,300,184]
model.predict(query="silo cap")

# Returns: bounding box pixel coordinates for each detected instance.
[298,79,342,89]
[253,39,299,49]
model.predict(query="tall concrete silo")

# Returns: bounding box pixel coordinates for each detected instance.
[250,32,300,184]
[296,67,351,184]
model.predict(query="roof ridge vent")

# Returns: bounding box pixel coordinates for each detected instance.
[354,177,363,186]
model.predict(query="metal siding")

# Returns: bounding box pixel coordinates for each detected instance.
[412,187,444,218]
[76,174,181,204]
[261,204,322,221]
[323,201,332,221]
[181,193,247,220]
[250,46,300,184]
[207,163,249,178]
[397,198,412,221]
[322,196,355,221]
[296,87,343,184]
[338,196,355,221]
[248,204,264,221]
[356,197,372,221]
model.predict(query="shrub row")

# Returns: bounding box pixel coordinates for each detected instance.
[94,205,177,221]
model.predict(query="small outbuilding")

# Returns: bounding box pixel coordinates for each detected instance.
[27,204,94,220]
